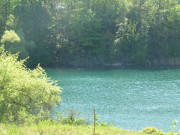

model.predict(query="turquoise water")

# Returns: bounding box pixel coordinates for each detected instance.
[46,68,180,132]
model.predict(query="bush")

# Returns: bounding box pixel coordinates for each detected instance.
[57,109,86,125]
[0,46,61,123]
[143,127,158,134]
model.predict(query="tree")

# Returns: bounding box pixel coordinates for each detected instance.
[53,0,120,66]
[146,0,180,65]
[14,0,56,67]
[0,0,21,38]
[0,46,61,123]
[115,0,148,65]
[2,0,180,67]
[1,29,29,60]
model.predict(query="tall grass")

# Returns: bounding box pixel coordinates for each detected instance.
[0,121,149,135]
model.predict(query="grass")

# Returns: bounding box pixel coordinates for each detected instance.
[0,120,179,135]
[0,121,152,135]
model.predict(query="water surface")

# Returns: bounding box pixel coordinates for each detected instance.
[46,68,180,132]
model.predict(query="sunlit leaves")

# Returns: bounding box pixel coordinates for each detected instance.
[0,46,61,122]
[1,30,20,44]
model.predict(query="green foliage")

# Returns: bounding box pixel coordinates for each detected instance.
[1,0,180,67]
[142,120,179,135]
[1,30,30,60]
[5,14,18,30]
[57,109,86,125]
[1,30,20,44]
[0,46,61,123]
[143,127,158,134]
[169,120,178,135]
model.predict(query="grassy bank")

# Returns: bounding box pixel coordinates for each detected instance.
[0,122,150,135]
[2,123,180,135]
[1,120,179,135]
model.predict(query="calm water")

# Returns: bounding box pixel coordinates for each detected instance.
[46,68,180,132]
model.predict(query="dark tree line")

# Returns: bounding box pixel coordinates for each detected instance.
[1,0,180,67]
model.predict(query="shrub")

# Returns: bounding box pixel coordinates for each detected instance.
[143,127,158,134]
[0,46,61,123]
[57,109,86,125]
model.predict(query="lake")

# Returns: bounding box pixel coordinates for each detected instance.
[46,68,180,132]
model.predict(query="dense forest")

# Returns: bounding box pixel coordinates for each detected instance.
[1,0,180,67]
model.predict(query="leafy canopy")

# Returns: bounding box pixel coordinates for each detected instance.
[0,46,61,122]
